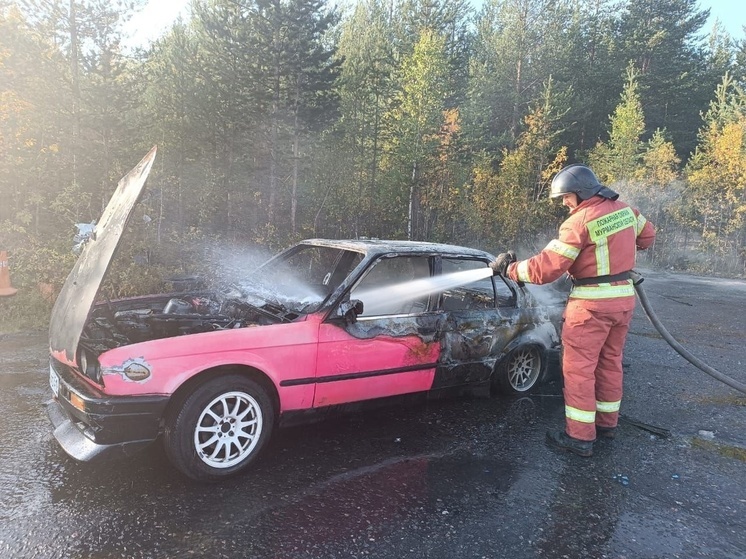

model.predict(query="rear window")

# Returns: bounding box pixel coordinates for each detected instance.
[439,258,497,310]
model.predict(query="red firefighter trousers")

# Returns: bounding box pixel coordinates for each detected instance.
[561,301,634,441]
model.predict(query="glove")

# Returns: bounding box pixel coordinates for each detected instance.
[490,250,516,276]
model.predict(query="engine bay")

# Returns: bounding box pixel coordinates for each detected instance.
[80,291,296,353]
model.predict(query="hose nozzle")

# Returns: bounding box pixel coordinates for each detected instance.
[629,269,644,285]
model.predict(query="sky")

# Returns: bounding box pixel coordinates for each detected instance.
[123,0,190,47]
[700,0,746,37]
[123,0,745,49]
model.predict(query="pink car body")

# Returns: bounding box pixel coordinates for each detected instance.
[47,149,564,481]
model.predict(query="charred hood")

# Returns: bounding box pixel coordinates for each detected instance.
[49,147,157,365]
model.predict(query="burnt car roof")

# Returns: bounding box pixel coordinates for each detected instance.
[298,238,495,259]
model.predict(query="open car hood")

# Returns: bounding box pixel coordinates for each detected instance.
[49,147,157,365]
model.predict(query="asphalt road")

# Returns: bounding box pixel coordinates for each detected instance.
[1,269,745,559]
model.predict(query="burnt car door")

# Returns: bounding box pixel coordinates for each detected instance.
[431,257,520,389]
[315,254,445,407]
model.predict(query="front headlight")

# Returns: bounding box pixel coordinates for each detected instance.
[78,348,101,383]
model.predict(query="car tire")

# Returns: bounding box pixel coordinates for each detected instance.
[164,375,274,482]
[493,345,544,395]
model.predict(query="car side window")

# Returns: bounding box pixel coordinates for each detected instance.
[439,258,514,310]
[351,255,431,316]
[493,274,517,307]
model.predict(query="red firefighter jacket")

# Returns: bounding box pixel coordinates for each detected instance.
[506,196,656,311]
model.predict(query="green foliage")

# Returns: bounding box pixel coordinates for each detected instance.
[467,0,575,151]
[614,0,714,158]
[555,0,620,154]
[469,82,568,250]
[381,28,455,239]
[0,290,55,332]
[589,63,645,183]
[684,74,746,272]
[3,0,746,331]
[639,129,681,187]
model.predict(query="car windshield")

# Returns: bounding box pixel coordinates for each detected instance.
[238,245,363,315]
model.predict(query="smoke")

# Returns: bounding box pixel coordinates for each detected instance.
[524,278,571,308]
[609,178,684,217]
[196,241,275,286]
[201,242,328,310]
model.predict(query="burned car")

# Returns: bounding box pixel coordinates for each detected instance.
[47,148,565,481]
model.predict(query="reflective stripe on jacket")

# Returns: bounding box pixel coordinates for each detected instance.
[507,196,656,308]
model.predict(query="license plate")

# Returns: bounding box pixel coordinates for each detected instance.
[49,367,60,397]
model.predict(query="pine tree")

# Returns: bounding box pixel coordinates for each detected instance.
[469,80,568,250]
[589,63,646,184]
[615,0,712,159]
[283,0,339,236]
[382,28,453,240]
[466,0,575,153]
[554,0,621,154]
[327,0,397,238]
[685,73,746,272]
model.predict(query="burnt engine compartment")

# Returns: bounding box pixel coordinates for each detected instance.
[81,291,298,353]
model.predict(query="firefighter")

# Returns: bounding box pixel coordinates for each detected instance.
[491,164,656,457]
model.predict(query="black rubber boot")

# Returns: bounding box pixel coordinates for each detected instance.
[596,426,617,439]
[545,430,594,457]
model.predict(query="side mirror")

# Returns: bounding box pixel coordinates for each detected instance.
[336,299,364,323]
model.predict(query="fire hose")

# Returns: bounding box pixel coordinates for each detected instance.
[630,270,746,395]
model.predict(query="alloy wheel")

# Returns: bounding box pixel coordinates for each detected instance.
[193,391,263,469]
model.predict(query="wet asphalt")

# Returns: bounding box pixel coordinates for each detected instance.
[1,269,745,559]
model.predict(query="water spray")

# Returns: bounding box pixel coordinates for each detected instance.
[356,266,746,396]
[354,268,493,314]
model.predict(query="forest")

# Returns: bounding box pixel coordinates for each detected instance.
[1,0,745,327]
